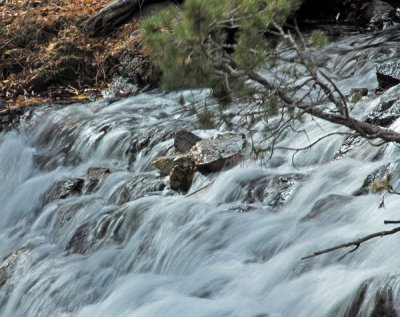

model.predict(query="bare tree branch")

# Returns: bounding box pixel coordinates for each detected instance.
[302,226,400,260]
[384,220,400,224]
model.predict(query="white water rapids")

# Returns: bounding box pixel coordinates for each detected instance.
[2,28,400,317]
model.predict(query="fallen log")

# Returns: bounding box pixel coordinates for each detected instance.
[83,0,177,36]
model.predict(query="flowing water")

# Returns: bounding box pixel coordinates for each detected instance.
[2,28,400,317]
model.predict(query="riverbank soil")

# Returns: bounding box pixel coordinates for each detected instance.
[0,0,157,108]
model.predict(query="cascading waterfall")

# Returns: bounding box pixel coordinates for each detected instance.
[2,28,400,317]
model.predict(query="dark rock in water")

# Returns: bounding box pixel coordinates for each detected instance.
[54,202,85,232]
[169,156,196,193]
[334,135,367,160]
[225,173,306,209]
[151,154,195,193]
[364,0,397,28]
[336,85,400,160]
[33,153,67,171]
[344,278,398,317]
[354,162,393,195]
[65,223,93,254]
[301,194,355,221]
[0,106,26,132]
[88,167,111,182]
[377,62,400,91]
[244,174,305,208]
[348,88,369,102]
[86,167,111,192]
[365,84,400,127]
[43,178,85,204]
[190,133,246,175]
[65,210,125,254]
[0,247,31,287]
[110,173,166,205]
[296,0,399,27]
[127,120,195,164]
[174,130,202,153]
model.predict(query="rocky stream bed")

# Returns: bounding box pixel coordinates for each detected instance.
[3,1,400,316]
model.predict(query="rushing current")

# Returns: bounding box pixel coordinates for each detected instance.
[2,27,400,317]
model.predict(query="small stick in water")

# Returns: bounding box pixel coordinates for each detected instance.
[302,226,400,260]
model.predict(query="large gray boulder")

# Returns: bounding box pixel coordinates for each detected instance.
[189,133,246,175]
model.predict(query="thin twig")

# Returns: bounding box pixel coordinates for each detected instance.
[302,226,400,260]
[185,181,214,197]
[384,220,400,224]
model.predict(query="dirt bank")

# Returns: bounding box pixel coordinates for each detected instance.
[0,0,158,108]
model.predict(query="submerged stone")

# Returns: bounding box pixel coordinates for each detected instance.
[224,173,306,209]
[86,167,111,192]
[366,84,400,126]
[345,278,398,317]
[354,161,395,195]
[302,194,355,221]
[336,85,400,160]
[0,247,31,287]
[42,178,85,205]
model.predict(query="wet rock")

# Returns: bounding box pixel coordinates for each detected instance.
[169,156,196,193]
[366,84,400,126]
[65,223,92,254]
[33,152,71,171]
[244,173,305,208]
[366,0,399,29]
[127,121,194,164]
[174,130,202,153]
[348,88,369,102]
[54,202,84,232]
[354,162,392,195]
[336,85,400,160]
[0,106,25,132]
[301,194,355,221]
[345,278,398,317]
[189,133,246,175]
[151,156,176,176]
[334,135,367,160]
[151,154,196,193]
[110,173,166,204]
[377,62,400,91]
[225,173,306,209]
[86,167,111,192]
[43,178,85,204]
[0,247,31,287]
[65,210,125,254]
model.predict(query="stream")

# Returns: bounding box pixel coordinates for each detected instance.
[2,27,400,317]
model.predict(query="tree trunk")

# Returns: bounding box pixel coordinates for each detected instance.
[83,0,172,36]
